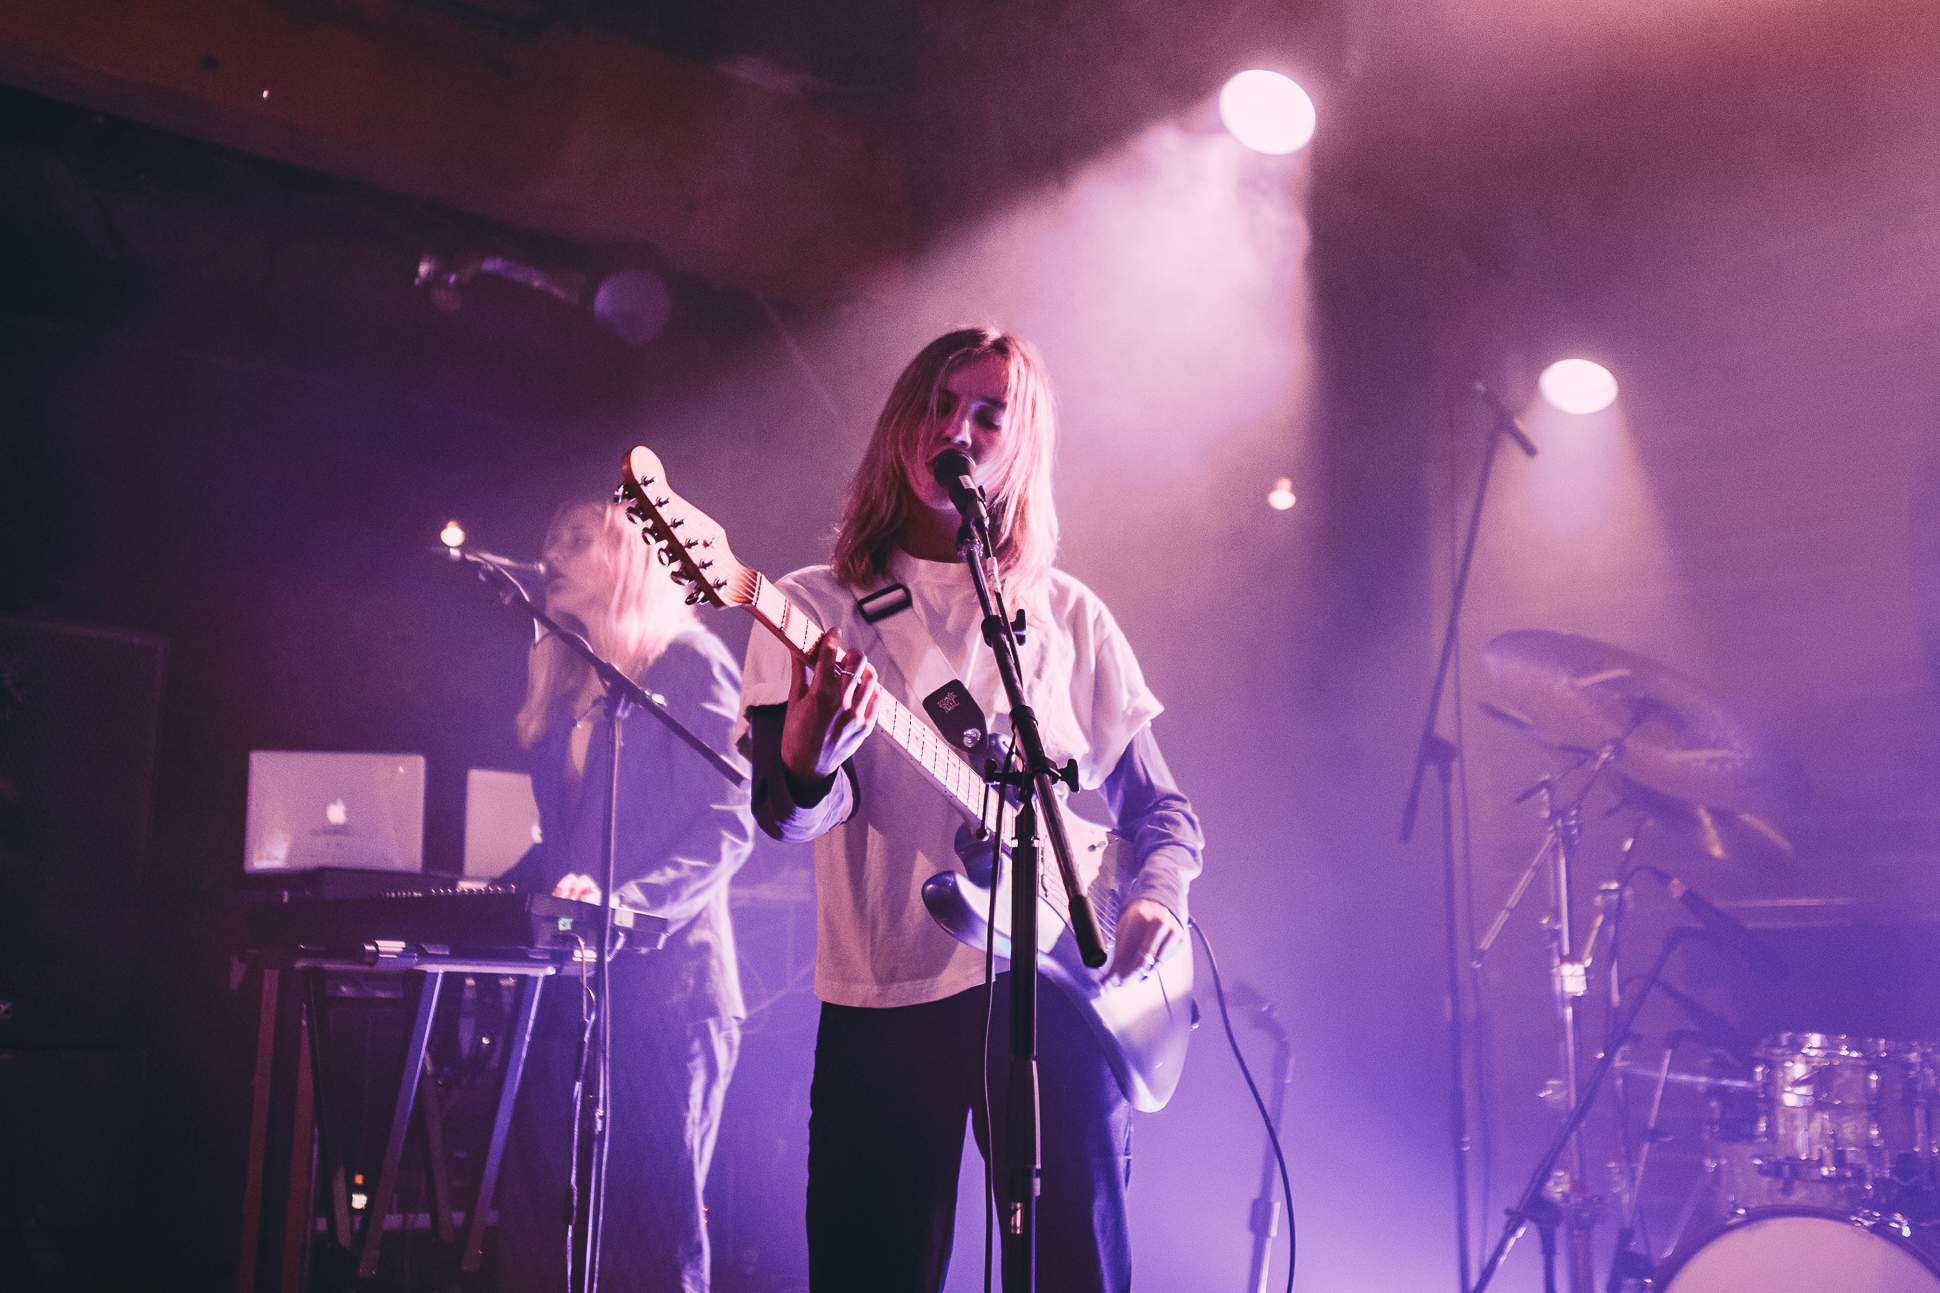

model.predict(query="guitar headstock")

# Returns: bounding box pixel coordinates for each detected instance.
[617,446,755,609]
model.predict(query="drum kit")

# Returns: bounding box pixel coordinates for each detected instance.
[1477,631,1940,1292]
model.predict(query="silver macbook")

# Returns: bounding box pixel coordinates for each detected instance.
[464,768,542,880]
[244,750,425,874]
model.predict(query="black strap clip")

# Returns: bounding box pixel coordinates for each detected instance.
[856,582,912,623]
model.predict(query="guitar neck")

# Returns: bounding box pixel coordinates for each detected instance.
[743,572,987,823]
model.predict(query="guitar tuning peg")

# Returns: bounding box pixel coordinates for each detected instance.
[712,579,727,591]
[654,495,670,507]
[666,517,685,529]
[697,559,713,570]
[640,475,656,486]
[656,547,676,567]
[684,590,704,605]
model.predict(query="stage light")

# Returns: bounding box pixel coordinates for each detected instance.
[1538,359,1619,414]
[1267,477,1297,510]
[440,521,466,549]
[1218,71,1316,156]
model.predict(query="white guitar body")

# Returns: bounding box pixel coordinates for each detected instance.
[922,817,1194,1113]
[617,445,1196,1112]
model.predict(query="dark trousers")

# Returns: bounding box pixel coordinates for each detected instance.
[497,965,739,1293]
[806,974,1132,1293]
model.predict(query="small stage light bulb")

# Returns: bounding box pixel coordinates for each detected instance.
[440,521,466,549]
[1538,359,1619,414]
[1267,477,1297,510]
[1219,71,1316,156]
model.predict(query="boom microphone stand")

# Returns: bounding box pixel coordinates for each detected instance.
[1471,927,1695,1293]
[460,554,744,1293]
[931,451,1108,1293]
[1398,381,1538,1293]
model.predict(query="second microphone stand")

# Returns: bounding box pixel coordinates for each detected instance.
[465,556,744,1293]
[940,478,1107,1293]
[1398,379,1539,1293]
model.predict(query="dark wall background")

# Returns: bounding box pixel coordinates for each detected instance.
[0,1,1420,1283]
[18,1,1940,1290]
[0,85,808,1287]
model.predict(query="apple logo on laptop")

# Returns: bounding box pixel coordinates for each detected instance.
[325,798,349,827]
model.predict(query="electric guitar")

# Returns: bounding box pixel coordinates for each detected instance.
[617,446,1192,1111]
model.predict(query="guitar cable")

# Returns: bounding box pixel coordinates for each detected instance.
[1191,917,1298,1293]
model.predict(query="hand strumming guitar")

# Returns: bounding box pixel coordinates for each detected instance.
[1106,898,1186,987]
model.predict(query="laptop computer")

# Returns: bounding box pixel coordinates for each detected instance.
[244,751,425,874]
[464,768,542,880]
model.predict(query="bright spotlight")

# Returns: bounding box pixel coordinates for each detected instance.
[440,520,466,549]
[1219,71,1316,156]
[1267,477,1297,510]
[1538,359,1619,414]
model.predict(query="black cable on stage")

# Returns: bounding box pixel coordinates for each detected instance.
[1190,918,1296,1293]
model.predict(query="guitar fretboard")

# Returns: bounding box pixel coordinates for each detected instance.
[746,572,988,823]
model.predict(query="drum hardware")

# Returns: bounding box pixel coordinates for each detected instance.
[1525,1191,1564,1293]
[1475,630,1814,1293]
[1473,925,1701,1293]
[1470,731,1662,1291]
[1704,1033,1940,1224]
[1601,1031,1741,1291]
[1610,1061,1755,1092]
[1657,1207,1940,1290]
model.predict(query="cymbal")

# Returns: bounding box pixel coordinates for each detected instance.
[1484,630,1809,816]
[1613,774,1797,864]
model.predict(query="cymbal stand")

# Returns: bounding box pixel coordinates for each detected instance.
[1473,744,1622,1293]
[1473,926,1696,1292]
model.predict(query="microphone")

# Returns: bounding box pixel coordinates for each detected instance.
[1657,980,1757,1071]
[454,548,547,575]
[1664,874,1789,984]
[930,448,990,531]
[1471,379,1540,458]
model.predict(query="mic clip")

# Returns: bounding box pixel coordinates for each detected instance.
[982,608,1026,647]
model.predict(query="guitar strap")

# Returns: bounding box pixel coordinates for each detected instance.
[848,581,1019,775]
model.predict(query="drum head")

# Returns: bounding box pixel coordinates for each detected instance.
[1661,1209,1940,1292]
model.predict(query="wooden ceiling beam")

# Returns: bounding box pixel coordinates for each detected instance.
[0,0,910,303]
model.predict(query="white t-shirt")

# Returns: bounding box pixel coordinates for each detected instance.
[737,549,1163,1008]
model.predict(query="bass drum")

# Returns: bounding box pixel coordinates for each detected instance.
[1659,1208,1940,1292]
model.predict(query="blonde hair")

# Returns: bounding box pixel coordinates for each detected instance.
[515,497,699,748]
[831,328,1059,597]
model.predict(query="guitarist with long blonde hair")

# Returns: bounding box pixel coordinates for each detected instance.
[737,328,1203,1292]
[498,495,753,1293]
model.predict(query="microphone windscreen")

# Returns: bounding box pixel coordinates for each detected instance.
[931,448,974,488]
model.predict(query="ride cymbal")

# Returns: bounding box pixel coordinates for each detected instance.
[1485,629,1808,817]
